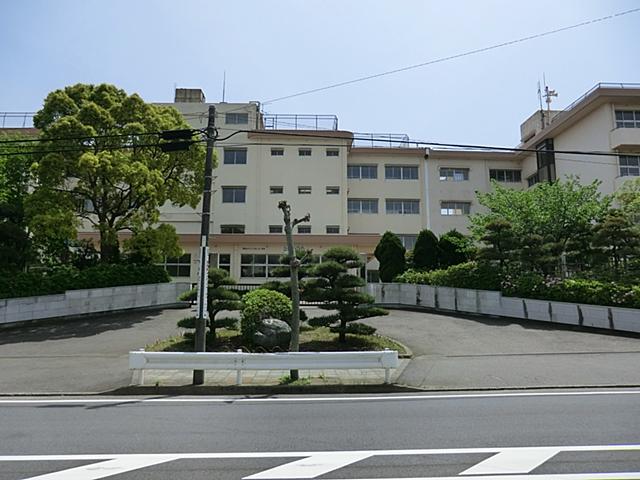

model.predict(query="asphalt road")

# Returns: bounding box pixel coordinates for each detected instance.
[1,390,639,479]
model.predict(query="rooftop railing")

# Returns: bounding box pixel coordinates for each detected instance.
[556,82,640,118]
[263,114,338,131]
[352,133,414,148]
[0,112,35,128]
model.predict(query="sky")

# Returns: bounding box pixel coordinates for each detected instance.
[1,0,639,147]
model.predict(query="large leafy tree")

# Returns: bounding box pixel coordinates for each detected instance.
[30,83,206,262]
[374,231,406,281]
[471,178,610,274]
[591,209,640,278]
[0,135,32,270]
[615,177,640,222]
[305,247,387,343]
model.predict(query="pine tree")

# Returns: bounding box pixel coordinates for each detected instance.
[477,219,518,271]
[305,246,387,343]
[438,229,473,267]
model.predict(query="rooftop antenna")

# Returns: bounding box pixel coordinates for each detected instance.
[542,74,558,127]
[222,71,226,103]
[537,80,545,129]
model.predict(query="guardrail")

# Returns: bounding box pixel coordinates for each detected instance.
[129,349,399,385]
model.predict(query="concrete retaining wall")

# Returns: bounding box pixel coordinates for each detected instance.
[366,283,640,335]
[0,282,191,326]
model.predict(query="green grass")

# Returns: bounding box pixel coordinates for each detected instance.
[146,326,406,354]
[278,375,312,386]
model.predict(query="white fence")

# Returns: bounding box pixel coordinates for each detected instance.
[0,282,191,326]
[129,349,400,385]
[366,283,640,334]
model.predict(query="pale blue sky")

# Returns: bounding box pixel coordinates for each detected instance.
[1,0,639,146]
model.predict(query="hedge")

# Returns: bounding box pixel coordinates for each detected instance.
[0,263,170,299]
[396,262,640,309]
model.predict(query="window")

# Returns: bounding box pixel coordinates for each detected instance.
[489,169,522,183]
[220,224,245,234]
[326,186,340,195]
[615,110,640,128]
[367,270,380,283]
[222,186,246,203]
[348,198,378,214]
[535,138,556,183]
[80,199,95,213]
[297,225,311,234]
[439,167,469,181]
[440,201,471,216]
[347,164,378,179]
[271,148,284,156]
[225,112,248,124]
[398,234,418,250]
[326,149,339,157]
[161,254,191,277]
[385,165,419,180]
[326,225,340,234]
[240,254,281,278]
[211,253,231,273]
[620,155,640,177]
[223,148,247,165]
[299,148,312,156]
[386,199,420,214]
[298,186,312,194]
[269,225,283,234]
[270,186,284,194]
[527,173,539,187]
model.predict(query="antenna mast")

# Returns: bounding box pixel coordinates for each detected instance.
[222,71,226,102]
[541,74,558,127]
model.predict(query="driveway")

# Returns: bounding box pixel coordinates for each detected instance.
[364,309,640,390]
[0,307,190,393]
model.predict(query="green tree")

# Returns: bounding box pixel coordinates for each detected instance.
[0,134,33,270]
[472,178,610,274]
[123,224,182,264]
[437,229,473,268]
[179,268,242,342]
[374,231,406,281]
[615,177,640,222]
[305,246,387,343]
[591,209,640,278]
[29,83,206,263]
[412,229,439,270]
[477,219,518,270]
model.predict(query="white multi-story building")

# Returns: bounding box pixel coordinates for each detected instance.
[87,84,640,283]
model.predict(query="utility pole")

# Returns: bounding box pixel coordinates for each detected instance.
[193,105,217,385]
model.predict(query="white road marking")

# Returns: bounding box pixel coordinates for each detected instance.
[324,475,640,480]
[0,390,639,405]
[460,447,560,475]
[244,452,372,479]
[20,456,178,480]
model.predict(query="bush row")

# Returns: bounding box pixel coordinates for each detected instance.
[395,262,640,309]
[0,263,170,299]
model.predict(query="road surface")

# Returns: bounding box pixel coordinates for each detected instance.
[1,389,639,479]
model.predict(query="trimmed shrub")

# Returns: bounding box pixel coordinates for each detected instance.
[240,289,293,345]
[330,322,377,335]
[374,232,406,282]
[412,229,439,270]
[395,262,502,291]
[0,263,170,299]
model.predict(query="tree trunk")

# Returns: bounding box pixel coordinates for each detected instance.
[99,226,120,263]
[339,319,347,343]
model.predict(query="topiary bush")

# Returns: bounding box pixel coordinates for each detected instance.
[0,263,170,299]
[395,262,501,291]
[240,289,293,345]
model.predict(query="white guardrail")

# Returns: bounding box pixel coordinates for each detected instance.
[129,349,399,385]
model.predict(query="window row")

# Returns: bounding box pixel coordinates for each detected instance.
[347,164,419,180]
[219,225,341,234]
[269,185,340,195]
[615,110,640,129]
[620,155,640,177]
[347,198,420,214]
[439,167,522,183]
[271,147,340,157]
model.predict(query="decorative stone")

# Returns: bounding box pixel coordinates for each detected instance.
[252,318,292,349]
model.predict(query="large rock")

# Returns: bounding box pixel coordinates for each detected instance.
[252,318,292,349]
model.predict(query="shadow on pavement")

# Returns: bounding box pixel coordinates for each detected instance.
[0,309,166,345]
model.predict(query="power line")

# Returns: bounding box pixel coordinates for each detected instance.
[0,128,203,145]
[0,139,207,157]
[261,8,640,105]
